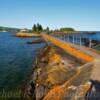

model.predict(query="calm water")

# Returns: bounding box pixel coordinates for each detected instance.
[0,32,44,91]
[68,32,100,41]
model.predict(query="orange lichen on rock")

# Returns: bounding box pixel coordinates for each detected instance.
[23,44,94,100]
[43,69,80,100]
[43,61,94,100]
[49,53,61,63]
[39,46,61,64]
[43,82,92,100]
[42,34,95,62]
[43,85,65,100]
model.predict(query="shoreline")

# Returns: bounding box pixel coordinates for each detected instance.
[16,32,41,37]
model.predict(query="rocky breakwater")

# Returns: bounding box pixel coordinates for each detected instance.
[22,45,95,100]
[16,32,41,37]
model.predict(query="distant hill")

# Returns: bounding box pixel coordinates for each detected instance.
[0,26,21,33]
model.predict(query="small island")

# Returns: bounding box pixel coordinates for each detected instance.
[16,23,75,37]
[16,23,44,37]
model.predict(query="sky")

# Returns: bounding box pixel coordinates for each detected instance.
[0,0,100,31]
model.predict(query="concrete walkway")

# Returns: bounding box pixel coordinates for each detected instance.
[70,44,100,81]
[71,44,100,59]
[42,34,100,81]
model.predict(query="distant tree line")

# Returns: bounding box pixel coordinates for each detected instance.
[32,23,43,33]
[0,26,20,33]
[0,24,75,34]
[32,23,75,34]
[32,23,50,33]
[54,28,75,32]
[60,28,75,32]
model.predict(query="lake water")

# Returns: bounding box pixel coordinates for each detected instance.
[67,32,100,41]
[0,32,44,91]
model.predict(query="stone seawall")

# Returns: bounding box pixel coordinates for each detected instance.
[16,32,41,37]
[21,45,95,100]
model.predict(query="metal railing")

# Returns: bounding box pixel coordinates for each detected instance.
[52,33,100,48]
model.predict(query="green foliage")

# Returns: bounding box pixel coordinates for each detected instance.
[32,24,37,32]
[0,27,3,31]
[54,29,60,32]
[32,23,75,34]
[37,23,43,32]
[46,27,49,32]
[60,27,75,32]
[32,23,43,33]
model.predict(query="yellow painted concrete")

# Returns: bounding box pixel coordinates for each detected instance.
[42,34,94,62]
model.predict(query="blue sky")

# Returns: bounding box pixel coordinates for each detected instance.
[0,0,100,31]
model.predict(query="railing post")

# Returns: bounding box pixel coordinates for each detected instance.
[67,34,69,42]
[89,39,92,48]
[63,34,64,40]
[63,34,65,41]
[80,36,82,46]
[64,34,66,41]
[73,34,75,44]
[62,35,63,40]
[59,35,61,39]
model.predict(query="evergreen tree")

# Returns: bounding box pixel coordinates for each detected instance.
[37,23,39,32]
[37,23,43,33]
[46,27,49,32]
[39,24,43,31]
[32,23,43,33]
[32,24,37,32]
